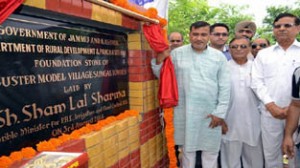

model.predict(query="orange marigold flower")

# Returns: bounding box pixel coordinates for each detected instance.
[9,151,23,162]
[128,110,139,116]
[127,5,137,13]
[78,126,92,134]
[146,7,158,18]
[159,18,168,27]
[93,121,104,131]
[58,134,71,143]
[103,116,116,125]
[85,123,96,131]
[70,130,81,139]
[48,138,63,148]
[36,140,56,152]
[21,147,36,159]
[116,112,127,120]
[0,156,13,168]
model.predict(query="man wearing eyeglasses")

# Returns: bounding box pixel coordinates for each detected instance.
[152,21,230,168]
[251,13,300,168]
[169,32,184,51]
[251,38,270,58]
[209,23,231,61]
[234,21,257,61]
[221,36,263,168]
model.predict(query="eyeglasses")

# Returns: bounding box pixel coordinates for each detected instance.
[211,33,228,37]
[170,40,182,42]
[251,43,268,49]
[273,23,296,29]
[229,44,248,49]
[238,30,252,34]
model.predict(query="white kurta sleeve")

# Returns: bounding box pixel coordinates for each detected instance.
[212,59,231,119]
[250,54,273,105]
[151,58,162,78]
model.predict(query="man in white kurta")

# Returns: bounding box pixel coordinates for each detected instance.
[152,21,230,168]
[221,37,263,168]
[251,13,300,168]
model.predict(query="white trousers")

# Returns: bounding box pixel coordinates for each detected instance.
[221,139,263,168]
[182,149,218,168]
[261,114,285,168]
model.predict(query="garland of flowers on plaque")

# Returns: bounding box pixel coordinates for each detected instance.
[0,110,139,168]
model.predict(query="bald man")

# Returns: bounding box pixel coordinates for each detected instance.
[169,32,184,50]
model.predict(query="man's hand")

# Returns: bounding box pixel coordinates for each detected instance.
[282,135,295,158]
[156,48,170,64]
[266,102,287,119]
[207,114,223,129]
[220,120,228,134]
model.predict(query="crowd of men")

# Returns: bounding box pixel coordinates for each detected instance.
[152,12,300,168]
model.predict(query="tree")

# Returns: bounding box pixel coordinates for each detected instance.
[168,0,253,44]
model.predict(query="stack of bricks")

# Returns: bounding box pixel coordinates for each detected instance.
[127,116,141,167]
[128,31,169,167]
[81,131,103,168]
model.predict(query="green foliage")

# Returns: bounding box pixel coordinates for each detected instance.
[168,0,253,44]
[168,0,300,44]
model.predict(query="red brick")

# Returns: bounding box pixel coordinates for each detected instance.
[120,162,130,168]
[148,129,156,139]
[130,157,141,167]
[60,0,73,14]
[111,162,119,168]
[140,126,148,136]
[70,0,83,17]
[128,50,146,58]
[140,132,148,144]
[82,0,92,18]
[128,57,146,66]
[129,74,148,82]
[122,15,140,30]
[140,119,149,129]
[130,149,140,159]
[57,139,86,152]
[119,155,130,167]
[46,0,60,12]
[128,66,152,74]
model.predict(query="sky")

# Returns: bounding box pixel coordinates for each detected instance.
[208,0,298,27]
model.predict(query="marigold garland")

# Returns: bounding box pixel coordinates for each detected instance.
[1,110,140,166]
[21,147,36,159]
[9,151,23,162]
[36,140,56,152]
[48,138,63,148]
[146,7,158,18]
[0,156,13,168]
[70,129,82,139]
[0,110,140,165]
[163,107,177,168]
[58,133,72,142]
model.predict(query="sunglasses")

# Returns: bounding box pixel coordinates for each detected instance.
[251,43,267,49]
[230,44,248,49]
[273,23,295,29]
[170,40,182,42]
[211,33,228,37]
[238,30,252,34]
